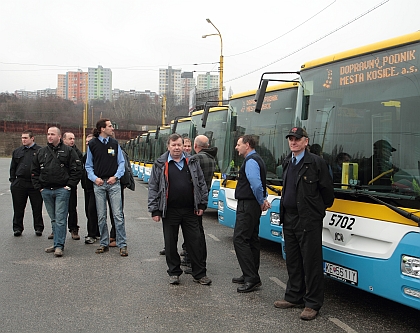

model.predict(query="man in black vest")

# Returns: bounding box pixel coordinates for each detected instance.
[274,127,334,321]
[232,135,270,293]
[9,130,44,236]
[85,118,128,257]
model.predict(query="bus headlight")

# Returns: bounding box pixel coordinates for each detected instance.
[270,212,280,226]
[218,200,224,212]
[401,255,420,279]
[212,189,219,198]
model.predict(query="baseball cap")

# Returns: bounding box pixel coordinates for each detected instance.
[286,127,308,139]
[374,140,396,152]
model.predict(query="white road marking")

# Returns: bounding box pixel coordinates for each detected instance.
[269,276,287,289]
[329,318,358,333]
[207,234,220,241]
[136,217,150,220]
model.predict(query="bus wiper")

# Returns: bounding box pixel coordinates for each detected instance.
[266,184,281,195]
[335,183,420,226]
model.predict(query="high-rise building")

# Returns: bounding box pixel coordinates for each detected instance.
[159,66,182,105]
[67,70,88,103]
[88,65,112,101]
[196,72,219,91]
[57,74,66,99]
[56,71,87,103]
[180,72,195,105]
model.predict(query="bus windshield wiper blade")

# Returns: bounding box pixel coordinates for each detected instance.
[334,183,420,226]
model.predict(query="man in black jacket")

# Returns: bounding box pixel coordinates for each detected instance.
[63,132,83,240]
[274,127,334,321]
[9,130,43,236]
[31,127,82,257]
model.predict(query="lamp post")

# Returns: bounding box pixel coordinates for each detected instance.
[202,18,223,106]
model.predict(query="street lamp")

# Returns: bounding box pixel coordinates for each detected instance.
[202,18,223,106]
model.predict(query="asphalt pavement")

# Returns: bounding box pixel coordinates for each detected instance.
[0,157,419,333]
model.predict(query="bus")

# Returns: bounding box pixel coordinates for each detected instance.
[142,129,157,183]
[190,106,229,209]
[218,82,298,249]
[293,31,420,309]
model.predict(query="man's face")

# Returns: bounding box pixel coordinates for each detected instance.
[167,138,183,159]
[21,133,34,147]
[102,121,114,137]
[288,136,308,155]
[47,128,61,146]
[85,136,93,146]
[63,133,75,147]
[183,140,192,153]
[235,138,249,158]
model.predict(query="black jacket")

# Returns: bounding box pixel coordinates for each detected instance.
[31,140,82,190]
[280,152,334,230]
[10,143,42,184]
[148,151,208,218]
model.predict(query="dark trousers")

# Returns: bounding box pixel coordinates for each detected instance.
[283,210,324,311]
[67,187,79,232]
[84,188,99,238]
[233,199,261,283]
[162,207,206,279]
[11,180,44,232]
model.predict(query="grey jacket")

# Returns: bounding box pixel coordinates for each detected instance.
[148,151,208,218]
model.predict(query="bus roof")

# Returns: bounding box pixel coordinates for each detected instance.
[170,117,191,124]
[190,106,228,116]
[301,30,420,71]
[230,82,298,100]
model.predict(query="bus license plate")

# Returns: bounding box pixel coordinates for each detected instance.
[324,261,358,286]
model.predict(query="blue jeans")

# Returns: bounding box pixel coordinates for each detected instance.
[94,181,127,248]
[41,187,71,250]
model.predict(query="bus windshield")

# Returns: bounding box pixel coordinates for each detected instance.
[191,108,228,172]
[300,41,420,198]
[222,86,297,184]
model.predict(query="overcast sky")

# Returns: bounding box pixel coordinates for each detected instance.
[1,0,419,96]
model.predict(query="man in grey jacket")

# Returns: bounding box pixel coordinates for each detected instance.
[148,133,211,286]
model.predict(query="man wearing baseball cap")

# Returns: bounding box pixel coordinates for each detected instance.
[274,127,334,321]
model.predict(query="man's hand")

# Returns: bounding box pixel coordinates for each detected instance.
[107,176,118,185]
[152,216,161,222]
[95,178,104,186]
[195,209,204,216]
[260,199,271,212]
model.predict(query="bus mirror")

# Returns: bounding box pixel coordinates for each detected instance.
[301,95,310,120]
[172,120,178,134]
[202,104,210,128]
[254,80,268,113]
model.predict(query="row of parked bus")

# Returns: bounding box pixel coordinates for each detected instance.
[123,31,420,310]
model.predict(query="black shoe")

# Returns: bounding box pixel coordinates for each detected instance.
[14,230,22,237]
[232,276,245,284]
[237,281,262,293]
[35,230,42,237]
[159,248,165,255]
